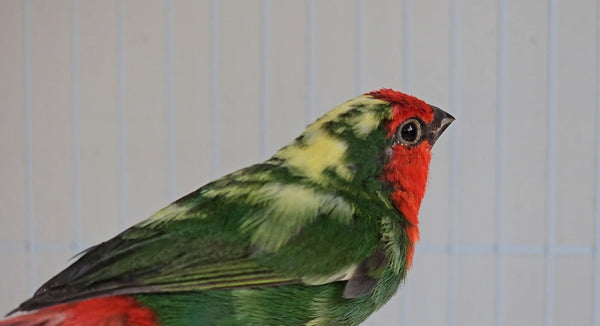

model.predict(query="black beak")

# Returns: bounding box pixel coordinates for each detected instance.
[428,105,455,145]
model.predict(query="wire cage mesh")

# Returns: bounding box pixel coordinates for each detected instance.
[0,1,599,325]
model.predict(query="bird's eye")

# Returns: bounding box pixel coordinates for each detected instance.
[396,118,422,146]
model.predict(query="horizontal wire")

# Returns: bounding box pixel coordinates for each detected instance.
[1,241,594,256]
[416,243,593,255]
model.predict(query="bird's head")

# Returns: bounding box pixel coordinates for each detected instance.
[272,88,453,250]
[273,88,453,190]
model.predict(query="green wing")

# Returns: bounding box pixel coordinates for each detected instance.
[16,163,389,312]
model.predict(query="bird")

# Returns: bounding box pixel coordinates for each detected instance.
[1,89,453,326]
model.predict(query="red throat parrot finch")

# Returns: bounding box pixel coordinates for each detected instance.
[1,89,454,326]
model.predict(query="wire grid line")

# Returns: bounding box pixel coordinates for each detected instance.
[2,241,598,256]
[165,0,176,201]
[22,0,37,296]
[495,0,508,325]
[209,0,220,179]
[448,0,460,325]
[355,0,365,94]
[305,0,315,125]
[260,0,270,160]
[594,1,600,325]
[117,0,128,231]
[401,0,412,93]
[70,0,83,254]
[545,0,558,325]
[593,1,600,326]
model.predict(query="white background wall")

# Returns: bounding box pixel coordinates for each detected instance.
[0,1,598,325]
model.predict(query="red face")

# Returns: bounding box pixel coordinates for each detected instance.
[368,89,454,266]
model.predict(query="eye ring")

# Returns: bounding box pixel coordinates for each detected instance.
[396,118,423,146]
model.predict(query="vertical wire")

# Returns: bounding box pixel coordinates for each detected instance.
[117,0,128,229]
[400,0,412,323]
[209,0,220,178]
[545,0,558,325]
[305,0,315,124]
[355,0,364,94]
[448,1,459,325]
[401,0,412,92]
[23,0,37,294]
[165,0,175,199]
[70,0,83,252]
[594,2,600,324]
[260,0,270,160]
[495,0,507,325]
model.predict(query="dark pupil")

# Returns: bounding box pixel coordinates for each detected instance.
[401,122,418,142]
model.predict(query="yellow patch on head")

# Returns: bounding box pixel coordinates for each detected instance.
[310,95,387,130]
[276,129,351,182]
[274,95,390,183]
[352,111,381,138]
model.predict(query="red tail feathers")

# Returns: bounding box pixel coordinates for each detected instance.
[0,296,157,326]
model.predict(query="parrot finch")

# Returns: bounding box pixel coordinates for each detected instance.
[1,89,453,326]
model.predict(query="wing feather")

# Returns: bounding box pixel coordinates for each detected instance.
[13,163,388,314]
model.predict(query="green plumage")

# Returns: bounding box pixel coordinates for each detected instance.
[135,269,403,326]
[13,94,445,326]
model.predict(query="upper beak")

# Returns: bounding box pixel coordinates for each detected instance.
[428,105,455,145]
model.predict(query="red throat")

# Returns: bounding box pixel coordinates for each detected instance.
[382,125,432,268]
[373,90,435,267]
